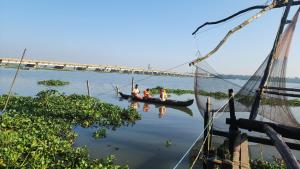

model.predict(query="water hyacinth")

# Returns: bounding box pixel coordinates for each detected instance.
[0,90,140,168]
[37,80,70,86]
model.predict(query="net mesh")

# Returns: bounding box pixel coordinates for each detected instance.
[194,7,300,127]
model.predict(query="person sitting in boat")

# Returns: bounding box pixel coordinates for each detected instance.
[160,88,167,101]
[143,88,152,99]
[132,84,142,99]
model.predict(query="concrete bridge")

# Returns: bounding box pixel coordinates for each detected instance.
[0,57,195,77]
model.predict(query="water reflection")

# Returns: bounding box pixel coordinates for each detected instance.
[143,103,150,112]
[129,99,193,117]
[130,101,140,109]
[158,106,167,118]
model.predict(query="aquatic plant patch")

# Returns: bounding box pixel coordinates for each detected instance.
[0,90,140,168]
[251,158,286,169]
[148,86,300,106]
[37,80,70,86]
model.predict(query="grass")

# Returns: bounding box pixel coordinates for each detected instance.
[37,80,70,86]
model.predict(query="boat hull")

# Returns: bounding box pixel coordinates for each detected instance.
[119,92,194,107]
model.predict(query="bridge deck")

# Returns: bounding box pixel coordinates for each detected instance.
[0,57,195,77]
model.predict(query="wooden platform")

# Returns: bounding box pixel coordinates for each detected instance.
[232,133,250,169]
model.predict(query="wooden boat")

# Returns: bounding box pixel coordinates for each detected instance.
[119,92,194,107]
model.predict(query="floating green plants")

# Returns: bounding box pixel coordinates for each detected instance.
[0,90,140,168]
[37,80,70,86]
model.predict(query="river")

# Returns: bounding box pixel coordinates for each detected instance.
[1,67,300,168]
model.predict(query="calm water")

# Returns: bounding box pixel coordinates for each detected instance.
[1,67,300,168]
[0,68,202,168]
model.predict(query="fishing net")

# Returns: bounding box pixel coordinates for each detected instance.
[194,7,300,127]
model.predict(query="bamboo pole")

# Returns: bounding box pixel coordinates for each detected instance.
[228,89,238,155]
[226,118,300,140]
[204,97,211,155]
[131,77,134,92]
[250,0,293,119]
[212,129,300,151]
[263,86,300,92]
[86,80,91,97]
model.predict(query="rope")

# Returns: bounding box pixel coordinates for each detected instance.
[173,97,231,169]
[189,101,230,169]
[94,60,192,97]
[118,61,191,90]
[2,48,27,112]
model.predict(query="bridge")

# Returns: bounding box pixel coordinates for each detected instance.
[0,57,196,77]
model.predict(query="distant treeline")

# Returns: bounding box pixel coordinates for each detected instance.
[219,74,300,84]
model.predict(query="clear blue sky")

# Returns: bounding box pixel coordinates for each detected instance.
[0,0,299,76]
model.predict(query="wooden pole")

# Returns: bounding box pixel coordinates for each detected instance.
[203,97,211,169]
[263,86,300,92]
[204,97,211,155]
[250,0,293,119]
[116,85,119,95]
[263,90,300,98]
[212,129,300,151]
[86,80,90,97]
[228,89,238,156]
[131,77,134,92]
[209,110,214,152]
[264,124,300,169]
[226,118,300,140]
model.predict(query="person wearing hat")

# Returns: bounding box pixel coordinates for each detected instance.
[132,84,142,99]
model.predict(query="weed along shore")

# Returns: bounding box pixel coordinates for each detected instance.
[0,90,140,168]
[37,80,70,86]
[150,87,300,106]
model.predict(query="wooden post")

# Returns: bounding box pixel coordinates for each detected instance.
[116,85,119,95]
[131,77,134,92]
[203,97,211,169]
[264,124,300,169]
[209,110,214,152]
[212,129,300,151]
[226,118,300,140]
[228,89,238,157]
[86,80,91,97]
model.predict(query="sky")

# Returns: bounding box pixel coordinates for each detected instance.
[0,0,299,77]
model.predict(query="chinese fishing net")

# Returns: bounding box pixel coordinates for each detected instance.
[194,7,300,127]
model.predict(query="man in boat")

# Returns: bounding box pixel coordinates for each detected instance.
[131,84,142,99]
[143,88,152,99]
[160,88,167,101]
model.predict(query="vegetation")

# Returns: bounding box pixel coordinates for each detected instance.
[37,80,70,86]
[93,128,107,139]
[149,86,300,105]
[149,86,194,95]
[0,90,140,168]
[165,140,172,147]
[149,86,227,99]
[251,158,286,169]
